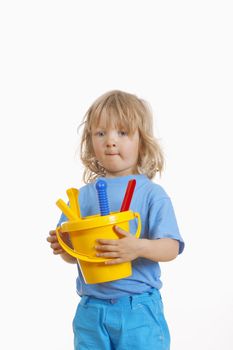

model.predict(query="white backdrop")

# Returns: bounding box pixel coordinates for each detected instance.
[1,1,232,349]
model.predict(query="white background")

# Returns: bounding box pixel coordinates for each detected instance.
[1,1,232,349]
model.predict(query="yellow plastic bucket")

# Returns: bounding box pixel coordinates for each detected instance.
[56,210,141,284]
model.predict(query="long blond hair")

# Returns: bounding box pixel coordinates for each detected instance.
[79,90,164,183]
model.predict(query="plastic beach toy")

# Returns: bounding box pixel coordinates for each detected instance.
[120,179,136,211]
[55,181,141,284]
[95,180,110,216]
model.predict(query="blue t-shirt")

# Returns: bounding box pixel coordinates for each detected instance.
[57,174,184,299]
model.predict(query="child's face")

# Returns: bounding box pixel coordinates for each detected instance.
[91,120,139,178]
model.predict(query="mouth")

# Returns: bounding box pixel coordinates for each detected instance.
[105,153,119,156]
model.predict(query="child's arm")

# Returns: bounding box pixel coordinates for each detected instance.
[47,230,77,264]
[137,237,179,262]
[95,226,179,265]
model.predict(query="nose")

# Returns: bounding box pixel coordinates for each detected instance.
[106,131,117,148]
[106,141,116,148]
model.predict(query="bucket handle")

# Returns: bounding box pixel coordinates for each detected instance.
[55,212,141,262]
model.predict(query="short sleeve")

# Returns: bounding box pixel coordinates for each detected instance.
[56,212,68,227]
[149,197,184,254]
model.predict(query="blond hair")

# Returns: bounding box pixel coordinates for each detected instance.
[79,90,164,183]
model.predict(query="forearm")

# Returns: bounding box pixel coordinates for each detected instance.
[139,238,179,262]
[95,228,180,265]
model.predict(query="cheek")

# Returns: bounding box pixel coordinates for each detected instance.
[123,141,139,159]
[92,140,103,158]
[91,143,99,159]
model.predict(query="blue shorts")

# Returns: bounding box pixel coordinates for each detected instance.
[72,289,170,350]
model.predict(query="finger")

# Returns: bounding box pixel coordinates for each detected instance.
[113,226,130,237]
[51,242,61,250]
[95,244,118,251]
[49,230,56,236]
[96,239,118,245]
[104,258,123,265]
[53,249,64,255]
[47,235,58,243]
[96,252,119,258]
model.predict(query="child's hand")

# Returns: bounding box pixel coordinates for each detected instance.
[95,226,142,265]
[46,230,70,255]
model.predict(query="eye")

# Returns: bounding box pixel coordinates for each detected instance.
[95,131,105,137]
[118,130,128,136]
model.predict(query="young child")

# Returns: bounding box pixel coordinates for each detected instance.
[47,90,184,350]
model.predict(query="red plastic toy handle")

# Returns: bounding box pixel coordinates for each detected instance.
[120,179,136,212]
